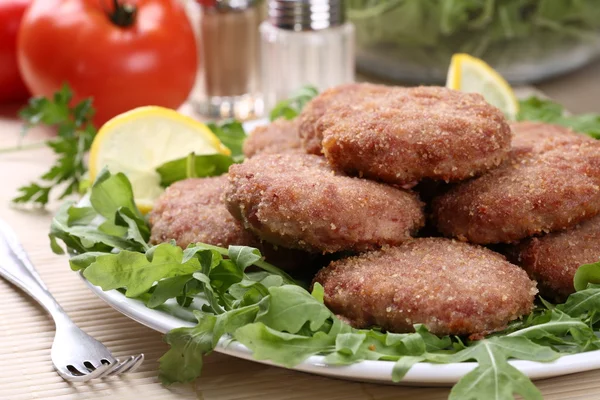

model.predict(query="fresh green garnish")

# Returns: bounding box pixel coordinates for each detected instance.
[14,83,97,206]
[155,153,235,187]
[49,169,600,399]
[346,1,600,77]
[269,85,319,121]
[206,120,247,161]
[518,97,600,138]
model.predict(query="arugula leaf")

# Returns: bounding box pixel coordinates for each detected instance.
[256,285,331,333]
[234,323,335,367]
[159,312,216,385]
[427,337,559,400]
[90,169,141,221]
[14,83,96,206]
[518,97,600,138]
[211,305,260,347]
[206,120,246,160]
[83,244,201,297]
[508,310,590,340]
[269,85,319,121]
[574,261,600,292]
[559,284,600,317]
[49,202,138,254]
[148,275,194,308]
[228,246,262,270]
[155,153,235,187]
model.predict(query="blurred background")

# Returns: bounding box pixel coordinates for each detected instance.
[1,0,599,126]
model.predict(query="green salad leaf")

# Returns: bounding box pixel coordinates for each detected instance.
[269,85,319,121]
[428,337,558,400]
[155,153,235,187]
[206,120,246,160]
[518,97,600,138]
[346,1,600,77]
[573,262,600,292]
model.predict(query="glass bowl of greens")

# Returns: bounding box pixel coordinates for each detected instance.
[347,0,600,84]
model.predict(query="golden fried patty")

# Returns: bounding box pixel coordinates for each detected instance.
[225,152,425,253]
[314,238,537,336]
[149,176,258,248]
[507,213,600,303]
[243,118,302,158]
[149,176,312,271]
[298,82,390,155]
[432,122,600,244]
[317,86,511,186]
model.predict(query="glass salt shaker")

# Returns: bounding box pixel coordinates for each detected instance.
[190,0,264,120]
[260,0,355,111]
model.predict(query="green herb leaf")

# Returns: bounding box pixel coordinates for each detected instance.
[228,246,263,270]
[269,85,319,121]
[559,285,600,317]
[574,261,600,292]
[148,275,194,308]
[49,202,138,254]
[234,322,335,367]
[256,285,332,333]
[159,312,216,385]
[69,252,106,271]
[427,337,558,400]
[518,97,600,138]
[14,83,96,206]
[207,120,246,159]
[83,244,201,297]
[155,153,235,187]
[90,169,142,221]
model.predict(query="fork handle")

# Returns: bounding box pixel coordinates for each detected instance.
[0,220,70,325]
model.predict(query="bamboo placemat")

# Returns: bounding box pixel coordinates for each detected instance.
[2,108,600,400]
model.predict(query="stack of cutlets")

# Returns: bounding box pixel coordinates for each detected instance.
[149,83,600,338]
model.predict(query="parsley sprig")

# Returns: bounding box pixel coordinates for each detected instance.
[13,84,96,206]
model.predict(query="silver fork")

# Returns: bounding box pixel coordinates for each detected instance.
[0,219,144,382]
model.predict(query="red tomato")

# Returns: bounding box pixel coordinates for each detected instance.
[17,0,198,126]
[0,0,31,102]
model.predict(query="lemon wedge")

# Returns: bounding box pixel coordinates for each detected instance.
[89,106,230,213]
[446,53,519,120]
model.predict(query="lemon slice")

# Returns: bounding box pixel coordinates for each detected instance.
[446,53,519,120]
[89,106,230,213]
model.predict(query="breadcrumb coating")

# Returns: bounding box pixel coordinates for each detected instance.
[318,86,511,186]
[298,83,390,154]
[243,118,302,158]
[150,176,258,248]
[507,213,600,302]
[314,238,537,336]
[149,176,312,271]
[433,122,600,244]
[225,152,425,253]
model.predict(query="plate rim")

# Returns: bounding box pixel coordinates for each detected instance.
[80,274,600,386]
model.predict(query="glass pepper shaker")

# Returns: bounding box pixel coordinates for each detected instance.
[190,0,264,120]
[260,0,355,111]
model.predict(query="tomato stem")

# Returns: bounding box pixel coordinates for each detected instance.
[107,0,137,28]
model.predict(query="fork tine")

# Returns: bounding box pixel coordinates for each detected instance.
[104,356,135,377]
[95,358,127,379]
[118,354,144,375]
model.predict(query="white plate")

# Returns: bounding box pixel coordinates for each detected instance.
[82,275,600,386]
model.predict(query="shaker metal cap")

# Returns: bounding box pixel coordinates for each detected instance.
[268,0,345,31]
[200,0,259,11]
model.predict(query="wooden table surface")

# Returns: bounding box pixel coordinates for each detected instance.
[1,60,600,400]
